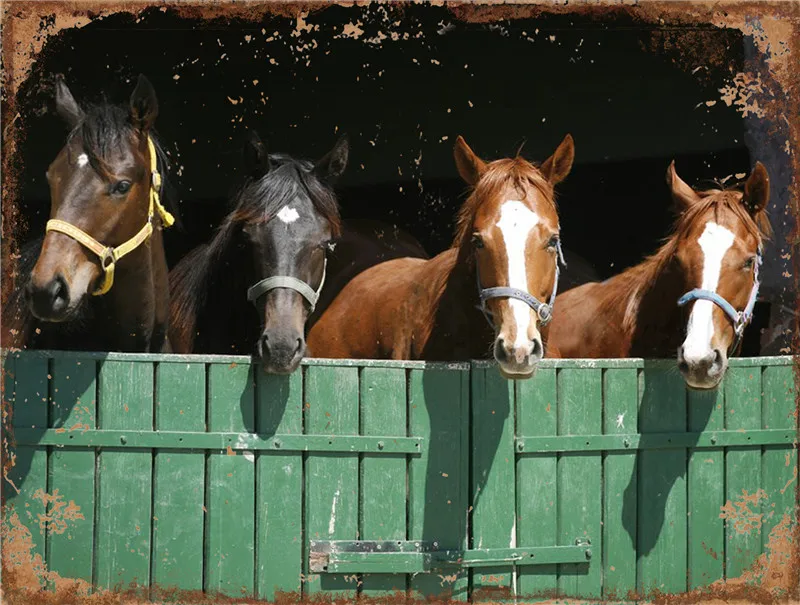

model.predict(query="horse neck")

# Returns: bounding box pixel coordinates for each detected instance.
[422,246,494,360]
[608,250,686,357]
[94,223,170,352]
[190,229,258,354]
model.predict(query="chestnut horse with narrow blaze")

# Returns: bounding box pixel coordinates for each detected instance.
[547,161,771,390]
[308,134,575,379]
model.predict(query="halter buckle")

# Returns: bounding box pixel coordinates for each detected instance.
[537,304,552,324]
[100,247,117,271]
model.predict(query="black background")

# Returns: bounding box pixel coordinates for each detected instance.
[13,4,767,349]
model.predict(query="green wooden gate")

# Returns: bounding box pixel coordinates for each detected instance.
[2,350,796,601]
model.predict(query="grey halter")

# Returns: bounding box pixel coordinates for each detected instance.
[476,240,566,327]
[247,257,327,313]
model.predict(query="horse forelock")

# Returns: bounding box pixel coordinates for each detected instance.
[59,103,179,222]
[228,155,341,237]
[453,157,555,252]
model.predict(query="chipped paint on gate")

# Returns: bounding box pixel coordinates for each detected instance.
[328,488,340,536]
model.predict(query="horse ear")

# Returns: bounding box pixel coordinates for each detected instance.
[742,161,770,216]
[129,74,158,132]
[315,135,349,183]
[54,74,84,129]
[453,136,486,186]
[666,160,701,210]
[540,133,575,185]
[243,130,269,177]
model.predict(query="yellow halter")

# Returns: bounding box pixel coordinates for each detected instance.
[45,136,175,296]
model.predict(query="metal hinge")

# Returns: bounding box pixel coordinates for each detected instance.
[309,539,592,574]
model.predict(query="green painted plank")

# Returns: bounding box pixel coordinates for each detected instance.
[556,368,602,599]
[95,360,153,591]
[360,366,408,597]
[152,362,205,595]
[13,428,421,452]
[687,387,725,589]
[256,370,303,600]
[761,363,797,583]
[46,358,96,586]
[471,367,516,602]
[724,366,763,580]
[602,368,639,600]
[205,362,255,598]
[516,367,558,599]
[637,367,687,596]
[304,365,359,598]
[408,367,469,601]
[5,354,48,577]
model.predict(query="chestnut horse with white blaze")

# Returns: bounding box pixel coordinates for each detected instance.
[547,161,771,390]
[308,134,575,379]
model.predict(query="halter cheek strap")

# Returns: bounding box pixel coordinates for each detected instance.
[247,257,328,313]
[477,240,566,327]
[45,136,175,296]
[676,245,762,353]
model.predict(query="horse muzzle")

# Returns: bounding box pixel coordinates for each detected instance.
[26,273,73,322]
[494,335,544,379]
[677,345,727,390]
[257,328,306,374]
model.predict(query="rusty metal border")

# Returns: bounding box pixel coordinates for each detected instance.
[1,1,798,603]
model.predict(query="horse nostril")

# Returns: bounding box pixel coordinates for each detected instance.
[712,349,723,369]
[531,339,543,360]
[494,337,508,362]
[50,275,69,312]
[295,337,305,355]
[678,360,689,373]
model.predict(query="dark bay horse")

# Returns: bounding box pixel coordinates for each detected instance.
[168,131,346,372]
[307,134,576,379]
[2,74,176,352]
[168,133,430,374]
[547,161,771,389]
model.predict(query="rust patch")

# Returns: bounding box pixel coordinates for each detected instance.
[31,489,84,535]
[719,489,770,535]
[1,1,799,604]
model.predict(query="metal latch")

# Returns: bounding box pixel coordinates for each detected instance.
[309,539,592,574]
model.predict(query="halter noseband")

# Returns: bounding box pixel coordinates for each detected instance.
[477,240,566,327]
[247,257,328,313]
[45,136,175,296]
[676,244,762,353]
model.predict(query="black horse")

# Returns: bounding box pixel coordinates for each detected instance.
[3,74,177,352]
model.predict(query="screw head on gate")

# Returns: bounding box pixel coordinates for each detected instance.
[710,436,717,445]
[623,438,630,448]
[517,442,524,452]
[377,441,384,450]
[273,439,282,448]
[585,549,592,560]
[120,435,127,445]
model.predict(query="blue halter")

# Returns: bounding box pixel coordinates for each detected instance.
[676,245,762,353]
[476,240,566,327]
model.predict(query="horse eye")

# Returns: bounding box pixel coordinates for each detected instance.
[112,180,132,195]
[471,233,484,249]
[547,235,560,249]
[742,256,756,270]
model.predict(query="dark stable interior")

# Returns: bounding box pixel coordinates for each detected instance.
[10,4,770,355]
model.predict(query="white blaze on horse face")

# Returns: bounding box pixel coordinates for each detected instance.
[76,153,89,168]
[277,205,300,224]
[496,200,540,349]
[682,221,735,362]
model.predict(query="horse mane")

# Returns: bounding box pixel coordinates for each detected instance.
[609,183,772,334]
[168,153,342,348]
[452,157,555,252]
[69,103,180,223]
